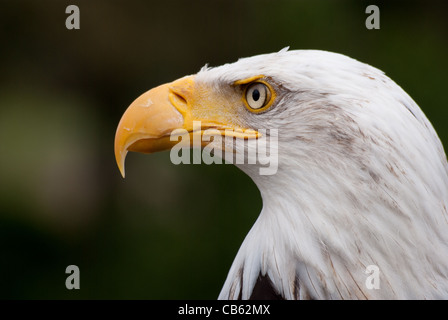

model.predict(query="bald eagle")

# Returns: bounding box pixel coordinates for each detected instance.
[114,49,448,299]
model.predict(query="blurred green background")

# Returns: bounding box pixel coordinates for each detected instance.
[0,0,447,299]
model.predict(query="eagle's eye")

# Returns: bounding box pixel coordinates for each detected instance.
[244,82,273,113]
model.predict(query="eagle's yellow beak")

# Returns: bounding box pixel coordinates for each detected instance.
[114,76,260,177]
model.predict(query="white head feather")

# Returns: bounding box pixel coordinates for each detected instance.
[196,49,448,299]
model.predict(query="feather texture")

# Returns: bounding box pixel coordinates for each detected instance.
[196,49,448,299]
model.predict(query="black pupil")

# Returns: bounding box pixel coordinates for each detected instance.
[252,88,260,101]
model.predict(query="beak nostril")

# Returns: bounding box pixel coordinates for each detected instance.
[173,91,187,105]
[168,90,189,114]
[168,76,194,112]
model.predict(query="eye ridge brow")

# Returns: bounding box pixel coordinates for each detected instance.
[233,75,265,86]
